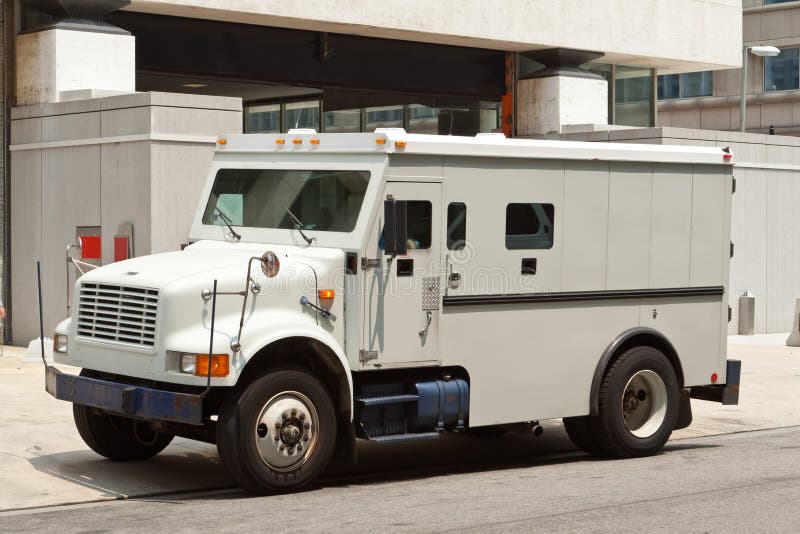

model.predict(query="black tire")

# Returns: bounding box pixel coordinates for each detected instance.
[562,416,606,456]
[73,404,174,461]
[594,346,680,458]
[216,369,337,494]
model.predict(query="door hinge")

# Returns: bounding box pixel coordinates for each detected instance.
[730,241,735,259]
[361,257,381,270]
[359,349,378,363]
[728,305,732,323]
[732,177,736,194]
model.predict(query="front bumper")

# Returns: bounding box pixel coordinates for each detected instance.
[45,366,204,425]
[690,359,741,405]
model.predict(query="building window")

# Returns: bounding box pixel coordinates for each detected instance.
[324,109,361,133]
[765,48,800,92]
[658,75,680,100]
[764,0,795,5]
[245,99,322,133]
[658,72,713,100]
[247,103,281,133]
[505,203,555,250]
[365,106,404,131]
[446,203,467,250]
[285,100,320,130]
[613,66,655,127]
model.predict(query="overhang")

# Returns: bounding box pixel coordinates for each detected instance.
[124,0,742,73]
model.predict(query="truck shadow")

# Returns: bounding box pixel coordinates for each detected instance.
[26,440,231,500]
[26,426,720,502]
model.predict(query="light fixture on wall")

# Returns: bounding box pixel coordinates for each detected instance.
[740,45,781,132]
[181,83,208,89]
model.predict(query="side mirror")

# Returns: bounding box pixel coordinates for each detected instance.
[384,197,408,256]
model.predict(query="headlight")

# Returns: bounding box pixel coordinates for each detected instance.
[172,351,229,377]
[53,334,68,354]
[179,353,196,374]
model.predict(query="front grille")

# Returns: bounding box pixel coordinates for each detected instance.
[77,283,158,348]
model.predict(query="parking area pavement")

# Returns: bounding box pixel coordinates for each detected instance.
[0,334,797,512]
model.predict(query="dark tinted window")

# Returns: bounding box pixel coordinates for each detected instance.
[505,203,555,250]
[406,201,432,249]
[447,202,467,250]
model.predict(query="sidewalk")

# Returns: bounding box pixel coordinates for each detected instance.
[0,346,226,512]
[1,335,798,512]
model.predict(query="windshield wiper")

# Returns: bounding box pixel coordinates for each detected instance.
[286,208,314,245]
[214,206,241,241]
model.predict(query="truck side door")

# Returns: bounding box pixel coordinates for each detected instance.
[362,181,443,367]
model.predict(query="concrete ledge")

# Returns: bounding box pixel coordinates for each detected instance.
[11,92,243,120]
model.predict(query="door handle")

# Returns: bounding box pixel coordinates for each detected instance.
[419,310,432,338]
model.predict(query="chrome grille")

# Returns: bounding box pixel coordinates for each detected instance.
[77,283,158,348]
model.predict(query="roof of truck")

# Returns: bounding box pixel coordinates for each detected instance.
[215,129,733,166]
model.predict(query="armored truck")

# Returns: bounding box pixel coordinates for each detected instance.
[47,129,740,493]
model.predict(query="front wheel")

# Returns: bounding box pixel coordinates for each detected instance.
[73,404,174,461]
[216,369,337,494]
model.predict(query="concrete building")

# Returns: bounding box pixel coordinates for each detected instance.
[658,0,800,133]
[0,0,755,342]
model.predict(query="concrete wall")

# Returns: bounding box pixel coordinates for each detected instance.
[658,92,800,134]
[0,0,5,314]
[556,126,800,335]
[9,92,241,344]
[123,0,742,72]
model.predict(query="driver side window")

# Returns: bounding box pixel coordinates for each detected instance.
[379,200,432,251]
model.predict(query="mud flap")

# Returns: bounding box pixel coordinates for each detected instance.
[674,388,693,430]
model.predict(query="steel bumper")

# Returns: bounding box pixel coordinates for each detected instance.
[45,366,204,425]
[690,359,741,405]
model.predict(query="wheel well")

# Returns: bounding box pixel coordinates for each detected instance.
[236,337,351,420]
[589,329,684,416]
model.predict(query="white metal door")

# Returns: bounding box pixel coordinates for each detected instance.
[362,181,442,367]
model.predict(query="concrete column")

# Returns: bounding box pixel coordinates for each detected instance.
[516,48,608,136]
[9,92,242,344]
[15,1,135,105]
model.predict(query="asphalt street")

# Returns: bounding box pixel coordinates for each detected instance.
[3,426,799,533]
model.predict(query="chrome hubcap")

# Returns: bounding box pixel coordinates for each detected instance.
[255,391,318,472]
[621,370,667,438]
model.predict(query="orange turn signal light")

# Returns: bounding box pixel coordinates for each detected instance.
[292,138,303,145]
[217,138,227,145]
[375,138,387,145]
[195,354,230,377]
[318,289,335,300]
[310,138,320,145]
[276,138,286,145]
[395,140,407,148]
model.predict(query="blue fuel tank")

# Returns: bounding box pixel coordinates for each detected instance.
[411,378,469,431]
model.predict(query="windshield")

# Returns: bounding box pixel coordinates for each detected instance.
[202,169,371,232]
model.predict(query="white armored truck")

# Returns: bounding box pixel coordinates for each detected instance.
[47,129,740,493]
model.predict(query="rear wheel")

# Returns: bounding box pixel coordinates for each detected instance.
[216,369,337,494]
[595,346,680,457]
[73,404,174,461]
